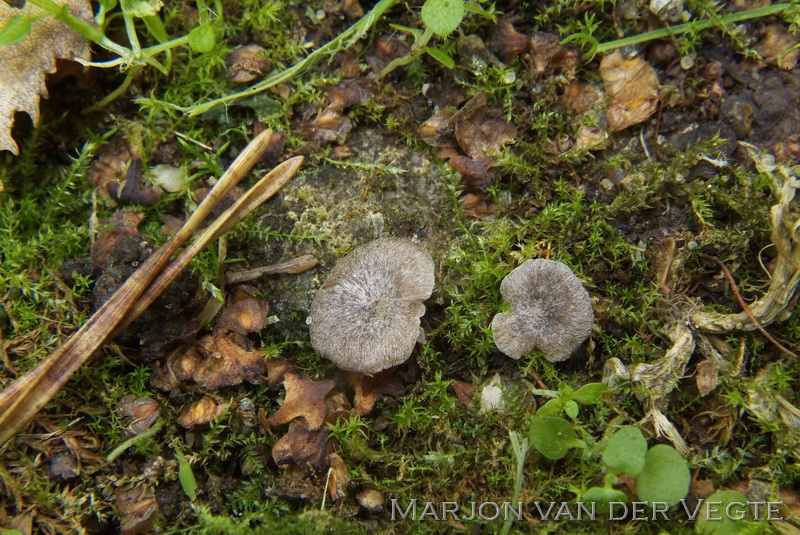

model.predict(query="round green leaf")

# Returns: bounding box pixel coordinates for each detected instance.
[420,0,464,37]
[0,16,33,47]
[603,426,647,475]
[583,487,628,516]
[636,444,690,506]
[696,490,756,535]
[189,24,216,53]
[528,416,580,460]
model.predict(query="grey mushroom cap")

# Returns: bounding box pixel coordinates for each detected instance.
[309,238,435,374]
[491,258,593,362]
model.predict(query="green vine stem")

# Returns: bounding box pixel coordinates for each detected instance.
[176,0,400,117]
[563,3,799,59]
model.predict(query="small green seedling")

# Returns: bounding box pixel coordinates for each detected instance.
[527,416,585,461]
[175,447,198,502]
[585,426,690,510]
[534,382,609,419]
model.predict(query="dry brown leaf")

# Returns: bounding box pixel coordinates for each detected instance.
[695,359,721,397]
[0,0,93,154]
[267,372,335,429]
[529,32,580,78]
[600,50,660,131]
[451,379,475,406]
[454,91,517,160]
[216,293,270,335]
[756,24,799,70]
[192,333,267,388]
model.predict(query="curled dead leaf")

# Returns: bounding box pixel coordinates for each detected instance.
[346,371,405,416]
[116,395,161,435]
[216,293,270,335]
[326,453,350,501]
[267,372,335,429]
[529,32,580,79]
[600,50,660,131]
[756,24,799,70]
[454,91,517,160]
[116,483,159,535]
[271,421,331,474]
[0,0,93,154]
[488,19,529,64]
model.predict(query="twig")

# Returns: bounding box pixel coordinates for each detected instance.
[225,254,318,284]
[697,253,798,359]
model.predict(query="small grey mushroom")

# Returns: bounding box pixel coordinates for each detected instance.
[309,238,435,373]
[491,258,593,362]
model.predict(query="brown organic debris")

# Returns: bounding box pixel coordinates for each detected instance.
[326,453,350,502]
[215,293,270,335]
[0,131,303,446]
[116,395,161,435]
[529,32,580,78]
[599,50,660,131]
[225,255,319,284]
[346,371,405,416]
[116,483,159,535]
[190,332,268,389]
[271,421,331,473]
[178,396,228,428]
[417,108,457,148]
[90,210,146,269]
[356,488,385,513]
[226,44,273,83]
[107,157,162,206]
[488,19,530,63]
[302,80,372,144]
[756,24,799,70]
[267,372,336,429]
[454,91,517,161]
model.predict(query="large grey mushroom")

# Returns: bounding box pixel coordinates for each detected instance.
[308,238,435,373]
[491,259,593,362]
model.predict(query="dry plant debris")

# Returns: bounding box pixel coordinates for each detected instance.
[599,50,660,131]
[267,372,336,430]
[0,0,93,154]
[178,396,229,428]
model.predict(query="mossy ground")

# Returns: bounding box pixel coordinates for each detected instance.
[1,1,800,534]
